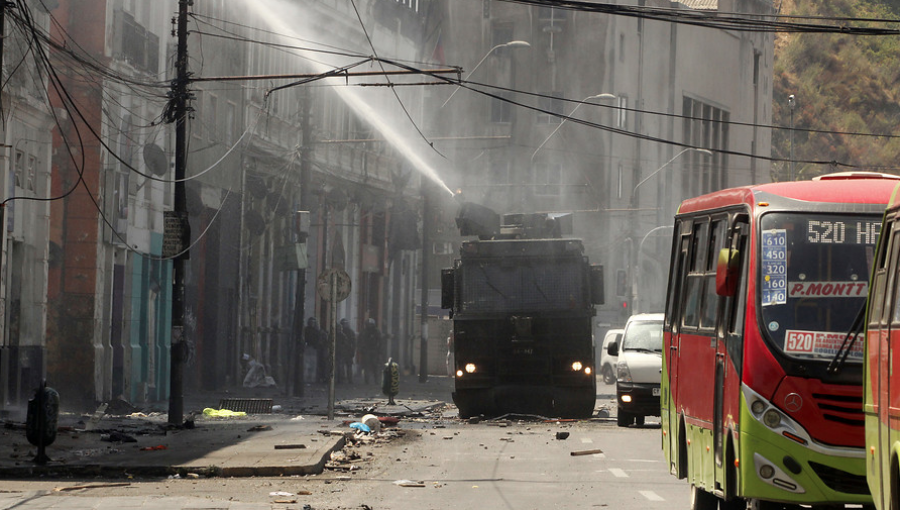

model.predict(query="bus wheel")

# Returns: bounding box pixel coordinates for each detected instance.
[690,485,718,510]
[719,497,747,510]
[617,409,633,427]
[892,453,900,510]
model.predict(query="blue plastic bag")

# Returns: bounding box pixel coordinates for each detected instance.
[349,422,371,433]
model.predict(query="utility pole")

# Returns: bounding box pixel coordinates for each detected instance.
[167,0,190,426]
[418,180,430,383]
[291,88,312,397]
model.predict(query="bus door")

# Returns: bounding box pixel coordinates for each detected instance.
[664,219,691,473]
[869,220,898,505]
[714,215,748,485]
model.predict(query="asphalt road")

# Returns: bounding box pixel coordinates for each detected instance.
[0,381,691,510]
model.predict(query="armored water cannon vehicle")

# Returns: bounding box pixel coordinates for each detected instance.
[441,202,604,418]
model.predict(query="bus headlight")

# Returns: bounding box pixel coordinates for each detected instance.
[763,409,782,428]
[571,361,583,371]
[584,366,592,375]
[456,369,463,378]
[465,363,477,374]
[751,399,766,416]
[759,464,775,479]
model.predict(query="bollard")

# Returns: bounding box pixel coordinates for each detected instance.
[382,357,399,405]
[26,380,59,465]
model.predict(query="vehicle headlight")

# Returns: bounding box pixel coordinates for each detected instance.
[584,366,592,375]
[763,409,781,428]
[571,361,583,371]
[465,363,476,374]
[617,362,632,383]
[456,369,463,378]
[751,399,766,416]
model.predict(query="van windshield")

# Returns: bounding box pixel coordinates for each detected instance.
[623,320,663,352]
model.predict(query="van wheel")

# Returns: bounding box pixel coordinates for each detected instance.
[602,365,615,384]
[617,409,633,427]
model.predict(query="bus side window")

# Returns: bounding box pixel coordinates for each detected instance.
[683,220,709,328]
[871,221,894,326]
[664,220,685,331]
[699,219,727,329]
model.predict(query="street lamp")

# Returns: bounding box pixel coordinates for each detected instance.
[631,147,713,203]
[630,147,711,313]
[788,94,796,181]
[441,40,531,108]
[531,93,616,161]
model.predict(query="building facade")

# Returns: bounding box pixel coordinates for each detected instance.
[426,0,774,338]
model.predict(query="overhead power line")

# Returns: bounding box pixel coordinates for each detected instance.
[498,0,900,35]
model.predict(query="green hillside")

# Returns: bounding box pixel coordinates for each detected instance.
[772,0,900,180]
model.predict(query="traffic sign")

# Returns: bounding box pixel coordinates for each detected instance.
[317,268,351,302]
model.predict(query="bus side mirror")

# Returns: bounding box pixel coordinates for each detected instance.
[607,341,618,357]
[590,265,605,305]
[716,248,739,297]
[441,269,455,309]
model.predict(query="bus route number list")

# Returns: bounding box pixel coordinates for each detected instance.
[762,229,787,306]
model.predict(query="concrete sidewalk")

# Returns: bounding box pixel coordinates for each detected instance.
[0,376,453,479]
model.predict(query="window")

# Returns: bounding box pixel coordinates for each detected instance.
[682,97,728,197]
[26,155,35,191]
[534,162,561,196]
[616,96,628,129]
[699,219,726,328]
[225,101,236,145]
[682,220,709,328]
[538,91,563,124]
[208,94,218,142]
[14,151,23,188]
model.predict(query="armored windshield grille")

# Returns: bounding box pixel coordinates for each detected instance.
[460,259,584,312]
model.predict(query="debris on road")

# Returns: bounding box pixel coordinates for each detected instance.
[570,449,603,456]
[556,432,570,440]
[202,408,247,418]
[54,482,131,492]
[393,479,425,487]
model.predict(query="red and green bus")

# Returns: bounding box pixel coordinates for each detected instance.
[662,172,898,510]
[864,180,900,510]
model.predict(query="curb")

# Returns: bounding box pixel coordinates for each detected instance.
[0,435,346,479]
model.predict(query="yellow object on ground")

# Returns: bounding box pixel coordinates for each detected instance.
[202,408,247,418]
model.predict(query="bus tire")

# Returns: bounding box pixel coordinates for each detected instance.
[690,484,718,510]
[719,496,747,510]
[891,453,900,510]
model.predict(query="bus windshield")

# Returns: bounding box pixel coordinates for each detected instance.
[758,212,881,363]
[459,258,585,313]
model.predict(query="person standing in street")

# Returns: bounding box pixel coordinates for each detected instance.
[358,318,384,385]
[337,318,356,384]
[304,317,328,383]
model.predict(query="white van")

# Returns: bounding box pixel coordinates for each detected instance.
[607,313,664,427]
[599,328,624,385]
